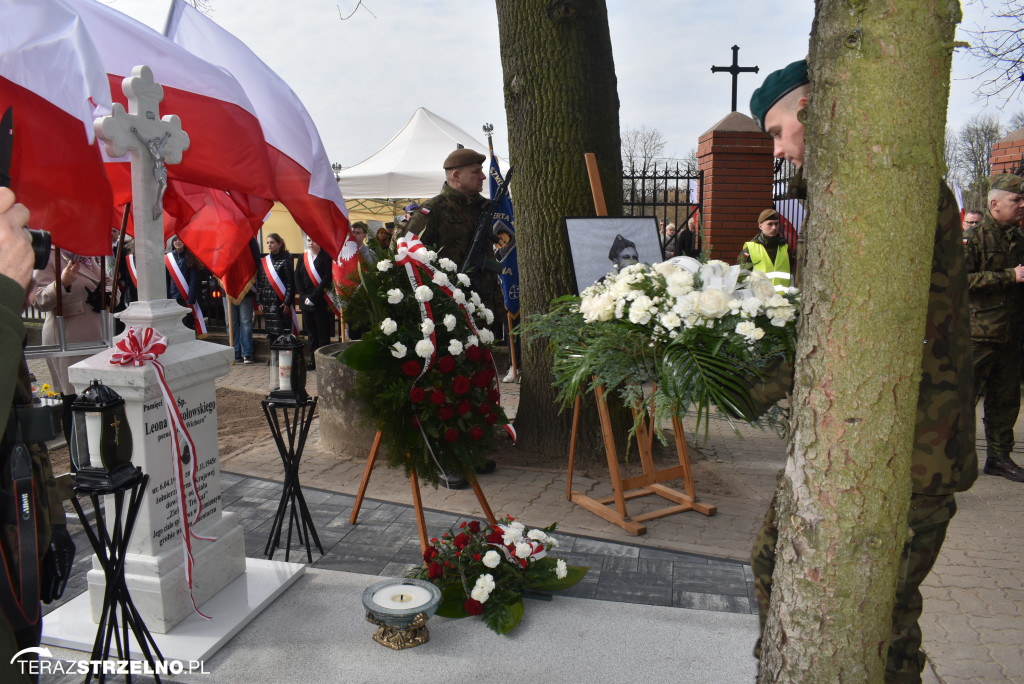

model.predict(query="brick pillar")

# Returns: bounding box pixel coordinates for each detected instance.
[990,127,1024,175]
[696,112,774,262]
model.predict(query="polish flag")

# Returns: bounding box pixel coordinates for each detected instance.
[164,0,357,281]
[0,0,114,255]
[64,0,277,205]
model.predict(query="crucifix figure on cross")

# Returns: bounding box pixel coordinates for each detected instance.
[711,45,759,113]
[95,65,189,303]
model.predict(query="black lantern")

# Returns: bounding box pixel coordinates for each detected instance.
[71,379,137,491]
[268,333,307,402]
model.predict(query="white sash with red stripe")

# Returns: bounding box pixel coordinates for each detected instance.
[262,254,299,334]
[127,254,138,288]
[304,250,339,317]
[165,253,207,334]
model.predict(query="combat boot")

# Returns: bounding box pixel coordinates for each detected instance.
[983,454,1024,482]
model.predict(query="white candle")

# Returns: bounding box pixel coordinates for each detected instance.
[84,412,103,468]
[278,349,292,391]
[371,583,432,611]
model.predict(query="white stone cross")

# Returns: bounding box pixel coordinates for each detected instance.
[95,65,189,303]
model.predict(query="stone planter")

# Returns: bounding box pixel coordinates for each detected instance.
[315,341,379,459]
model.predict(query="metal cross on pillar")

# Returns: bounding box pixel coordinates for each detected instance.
[95,65,189,303]
[710,45,759,113]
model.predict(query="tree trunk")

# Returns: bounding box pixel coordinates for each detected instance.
[760,1,960,681]
[495,0,629,458]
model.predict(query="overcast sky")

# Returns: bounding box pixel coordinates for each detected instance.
[109,0,1018,169]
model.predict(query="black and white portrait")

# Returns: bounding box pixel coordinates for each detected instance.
[562,217,661,294]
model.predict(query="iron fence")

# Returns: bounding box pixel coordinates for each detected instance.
[622,162,703,259]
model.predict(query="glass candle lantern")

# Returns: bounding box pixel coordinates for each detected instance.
[268,333,307,402]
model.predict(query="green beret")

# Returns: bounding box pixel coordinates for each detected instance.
[990,173,1024,194]
[443,148,486,170]
[750,59,809,132]
[758,209,779,223]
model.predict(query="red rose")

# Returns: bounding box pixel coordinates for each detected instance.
[487,389,500,402]
[423,547,438,563]
[410,387,426,403]
[430,389,446,405]
[486,529,503,544]
[439,406,454,420]
[484,367,496,380]
[438,355,456,373]
[457,400,472,416]
[464,598,484,616]
[468,521,481,534]
[485,413,498,425]
[428,562,443,580]
[473,553,482,561]
[477,402,492,415]
[466,345,483,362]
[471,371,489,388]
[469,426,484,441]
[453,533,469,548]
[402,360,421,376]
[444,427,459,443]
[482,349,493,363]
[459,522,467,529]
[453,376,471,394]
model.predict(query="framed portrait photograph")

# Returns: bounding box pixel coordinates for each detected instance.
[562,216,662,295]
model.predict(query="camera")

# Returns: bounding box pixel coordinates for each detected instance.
[27,228,51,270]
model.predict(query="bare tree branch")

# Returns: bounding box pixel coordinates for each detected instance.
[961,0,1024,104]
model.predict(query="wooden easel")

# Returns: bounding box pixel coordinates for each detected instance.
[350,430,497,554]
[563,154,717,535]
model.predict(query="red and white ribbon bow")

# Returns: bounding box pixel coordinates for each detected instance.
[110,326,212,619]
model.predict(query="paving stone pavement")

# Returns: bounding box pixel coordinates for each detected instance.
[28,356,1024,681]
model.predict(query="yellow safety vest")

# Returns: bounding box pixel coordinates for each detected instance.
[745,241,791,291]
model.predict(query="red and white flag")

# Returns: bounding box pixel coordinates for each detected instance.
[0,0,114,255]
[164,0,357,279]
[64,0,277,213]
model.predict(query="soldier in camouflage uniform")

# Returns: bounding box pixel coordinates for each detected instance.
[748,60,977,683]
[402,148,501,488]
[963,173,1024,482]
[403,148,503,315]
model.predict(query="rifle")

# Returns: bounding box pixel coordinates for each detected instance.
[461,166,514,276]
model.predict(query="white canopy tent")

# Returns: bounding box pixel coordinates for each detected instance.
[337,107,508,205]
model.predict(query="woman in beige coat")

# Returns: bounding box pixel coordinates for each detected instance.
[31,249,114,398]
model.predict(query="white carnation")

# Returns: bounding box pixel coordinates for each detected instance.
[465,335,479,347]
[658,311,682,330]
[414,285,433,302]
[424,250,438,263]
[420,319,435,335]
[514,542,533,560]
[452,289,466,305]
[415,339,435,358]
[376,259,394,272]
[478,328,494,345]
[386,288,403,304]
[555,559,568,579]
[735,320,765,343]
[482,550,501,568]
[456,273,471,287]
[379,318,398,335]
[448,339,464,356]
[390,342,407,358]
[432,271,451,288]
[482,308,494,325]
[438,257,457,272]
[527,529,547,542]
[443,314,457,332]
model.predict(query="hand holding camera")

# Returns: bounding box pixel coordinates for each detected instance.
[0,187,33,290]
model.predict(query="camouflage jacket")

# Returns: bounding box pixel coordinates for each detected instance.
[405,183,502,309]
[913,183,976,494]
[963,211,1024,343]
[781,177,976,495]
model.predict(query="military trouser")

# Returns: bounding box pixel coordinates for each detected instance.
[751,484,957,684]
[971,340,1021,460]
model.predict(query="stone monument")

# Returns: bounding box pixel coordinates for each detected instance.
[42,66,303,660]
